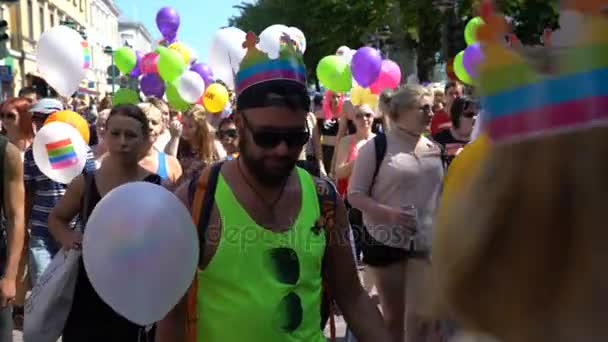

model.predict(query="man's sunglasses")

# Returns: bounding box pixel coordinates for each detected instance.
[218,128,238,139]
[463,111,478,119]
[241,114,309,149]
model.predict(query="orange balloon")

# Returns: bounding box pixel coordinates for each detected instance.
[44,110,91,144]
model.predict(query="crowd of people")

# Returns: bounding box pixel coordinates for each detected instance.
[0,69,484,342]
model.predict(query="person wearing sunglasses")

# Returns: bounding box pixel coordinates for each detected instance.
[217,116,239,159]
[159,33,389,342]
[348,85,444,342]
[432,96,479,167]
[0,97,35,156]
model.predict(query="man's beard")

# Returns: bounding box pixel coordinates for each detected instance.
[238,137,298,186]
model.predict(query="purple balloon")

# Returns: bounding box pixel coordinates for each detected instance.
[351,47,383,87]
[190,63,214,87]
[129,51,144,78]
[156,7,180,38]
[140,73,165,98]
[463,43,484,77]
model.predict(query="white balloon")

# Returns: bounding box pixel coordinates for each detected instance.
[209,27,247,90]
[177,70,206,104]
[32,122,88,184]
[36,26,86,97]
[336,45,355,63]
[259,24,290,59]
[288,26,306,54]
[83,182,199,326]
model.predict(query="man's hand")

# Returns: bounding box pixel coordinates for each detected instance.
[0,278,16,307]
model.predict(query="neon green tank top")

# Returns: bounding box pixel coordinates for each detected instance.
[196,167,326,342]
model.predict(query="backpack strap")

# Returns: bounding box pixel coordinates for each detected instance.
[196,162,224,250]
[371,133,387,193]
[314,176,338,342]
[185,162,224,342]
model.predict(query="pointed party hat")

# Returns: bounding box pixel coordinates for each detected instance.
[478,0,608,143]
[235,32,307,96]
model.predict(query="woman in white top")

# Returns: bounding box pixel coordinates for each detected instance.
[348,84,444,342]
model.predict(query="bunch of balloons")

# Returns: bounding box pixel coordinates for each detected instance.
[453,16,486,85]
[317,45,402,108]
[108,7,231,113]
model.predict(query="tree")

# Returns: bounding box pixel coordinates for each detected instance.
[457,0,560,46]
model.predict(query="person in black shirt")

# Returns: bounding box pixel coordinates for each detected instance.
[432,96,479,167]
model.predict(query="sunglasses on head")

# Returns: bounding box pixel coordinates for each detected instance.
[218,128,238,139]
[463,111,477,119]
[355,112,373,120]
[241,114,309,149]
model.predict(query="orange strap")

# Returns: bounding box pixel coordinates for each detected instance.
[184,167,212,342]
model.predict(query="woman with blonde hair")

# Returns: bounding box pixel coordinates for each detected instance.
[177,105,226,182]
[137,103,182,185]
[348,84,444,342]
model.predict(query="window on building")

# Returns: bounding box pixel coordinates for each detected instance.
[50,8,55,27]
[39,5,44,35]
[27,0,33,39]
[80,0,84,13]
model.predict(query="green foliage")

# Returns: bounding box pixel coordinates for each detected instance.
[229,0,560,84]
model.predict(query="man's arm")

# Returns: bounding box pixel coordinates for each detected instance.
[2,143,25,306]
[325,195,390,341]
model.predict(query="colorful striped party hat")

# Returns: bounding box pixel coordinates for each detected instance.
[235,31,306,96]
[479,0,608,143]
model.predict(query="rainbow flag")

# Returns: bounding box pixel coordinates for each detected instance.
[82,41,91,69]
[46,139,78,170]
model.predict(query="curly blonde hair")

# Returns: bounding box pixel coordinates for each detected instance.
[180,105,220,165]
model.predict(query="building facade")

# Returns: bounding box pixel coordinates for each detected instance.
[118,19,153,53]
[88,0,119,95]
[2,0,91,97]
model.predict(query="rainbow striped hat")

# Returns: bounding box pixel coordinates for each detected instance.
[479,1,608,143]
[235,32,306,95]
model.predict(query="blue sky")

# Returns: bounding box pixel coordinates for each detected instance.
[114,0,246,62]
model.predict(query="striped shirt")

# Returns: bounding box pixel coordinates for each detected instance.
[24,147,97,237]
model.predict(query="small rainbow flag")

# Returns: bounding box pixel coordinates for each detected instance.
[82,41,91,69]
[46,139,78,170]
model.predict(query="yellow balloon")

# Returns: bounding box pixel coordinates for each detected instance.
[440,134,490,211]
[168,42,191,64]
[350,86,378,109]
[202,83,229,113]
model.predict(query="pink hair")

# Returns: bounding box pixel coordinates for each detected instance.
[322,90,344,120]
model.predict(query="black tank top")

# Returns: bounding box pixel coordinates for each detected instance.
[63,172,161,342]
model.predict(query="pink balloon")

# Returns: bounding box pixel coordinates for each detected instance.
[369,60,402,95]
[140,53,159,74]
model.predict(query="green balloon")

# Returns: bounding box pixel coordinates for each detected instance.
[157,46,186,83]
[166,82,190,111]
[114,47,137,74]
[454,51,473,85]
[465,17,485,46]
[113,88,140,105]
[316,55,352,92]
